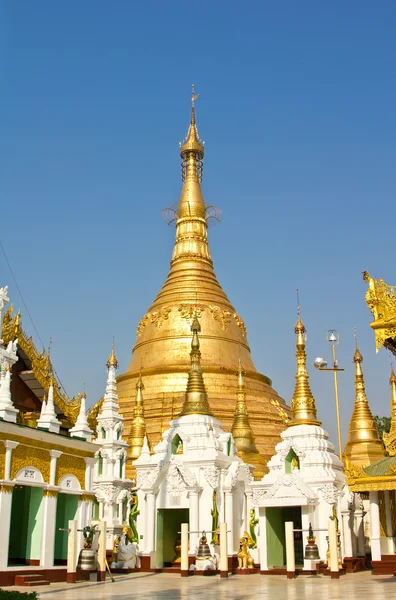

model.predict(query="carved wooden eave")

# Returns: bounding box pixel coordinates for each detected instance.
[345,455,396,492]
[1,306,81,427]
[363,271,396,355]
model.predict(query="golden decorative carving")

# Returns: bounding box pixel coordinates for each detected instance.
[56,454,86,489]
[136,314,149,338]
[10,444,50,482]
[0,432,95,459]
[1,307,82,426]
[0,443,5,480]
[178,304,205,320]
[363,271,396,353]
[233,313,247,338]
[43,489,58,498]
[151,307,172,329]
[209,305,232,331]
[0,484,14,494]
[384,368,396,456]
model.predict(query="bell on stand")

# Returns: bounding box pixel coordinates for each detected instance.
[304,523,320,561]
[196,531,212,560]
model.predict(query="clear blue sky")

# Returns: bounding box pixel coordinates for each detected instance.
[1,1,396,447]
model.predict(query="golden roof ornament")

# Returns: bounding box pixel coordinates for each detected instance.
[128,368,147,461]
[231,355,266,478]
[289,306,321,427]
[363,271,396,354]
[344,341,385,466]
[383,366,396,456]
[179,313,212,417]
[107,344,119,370]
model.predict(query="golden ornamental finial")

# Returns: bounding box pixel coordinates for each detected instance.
[344,343,385,465]
[128,368,147,461]
[179,312,212,417]
[107,343,119,369]
[290,304,321,427]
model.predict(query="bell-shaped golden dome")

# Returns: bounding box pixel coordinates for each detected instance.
[117,89,289,475]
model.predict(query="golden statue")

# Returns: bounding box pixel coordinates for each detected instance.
[237,535,254,569]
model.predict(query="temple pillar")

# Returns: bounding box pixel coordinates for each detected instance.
[49,450,62,486]
[369,491,381,561]
[188,489,199,551]
[354,506,365,557]
[4,440,19,479]
[258,508,268,571]
[384,491,394,553]
[0,484,13,570]
[40,490,58,567]
[143,490,156,568]
[84,458,95,491]
[224,489,234,554]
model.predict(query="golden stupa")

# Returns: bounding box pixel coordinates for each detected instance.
[117,87,289,475]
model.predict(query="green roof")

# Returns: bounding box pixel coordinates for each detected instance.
[364,456,396,477]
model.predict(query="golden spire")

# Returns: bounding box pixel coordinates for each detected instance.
[128,369,147,460]
[289,308,321,427]
[231,356,266,478]
[344,341,385,466]
[382,366,396,455]
[107,343,119,369]
[179,313,212,416]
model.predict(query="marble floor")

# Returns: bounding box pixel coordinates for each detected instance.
[11,571,396,599]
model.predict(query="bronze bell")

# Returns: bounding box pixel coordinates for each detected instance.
[196,531,212,560]
[304,541,320,561]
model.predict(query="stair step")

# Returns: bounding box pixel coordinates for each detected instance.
[15,575,51,586]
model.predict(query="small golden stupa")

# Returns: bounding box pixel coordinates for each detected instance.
[343,342,385,466]
[289,309,321,427]
[118,87,289,476]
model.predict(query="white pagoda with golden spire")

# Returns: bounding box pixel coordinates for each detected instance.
[251,309,347,571]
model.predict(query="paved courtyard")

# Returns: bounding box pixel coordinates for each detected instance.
[10,571,396,600]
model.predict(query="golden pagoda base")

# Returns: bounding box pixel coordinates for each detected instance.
[118,366,289,478]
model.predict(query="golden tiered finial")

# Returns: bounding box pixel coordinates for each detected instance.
[179,313,212,416]
[107,343,119,369]
[177,84,206,221]
[344,340,385,466]
[231,354,266,478]
[128,368,147,461]
[289,304,321,427]
[382,365,396,455]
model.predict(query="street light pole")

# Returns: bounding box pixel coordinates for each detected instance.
[314,330,344,460]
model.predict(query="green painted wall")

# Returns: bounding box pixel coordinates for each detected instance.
[8,486,43,563]
[55,493,78,560]
[266,507,285,568]
[156,508,189,567]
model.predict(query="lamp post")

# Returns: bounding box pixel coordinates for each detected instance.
[314,330,344,459]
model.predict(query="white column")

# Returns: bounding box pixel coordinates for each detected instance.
[258,508,268,571]
[0,485,13,570]
[328,519,339,577]
[224,490,234,554]
[85,498,93,524]
[181,522,189,576]
[342,511,353,558]
[77,496,86,551]
[97,520,107,580]
[145,491,156,555]
[4,440,19,480]
[301,506,312,570]
[369,491,381,561]
[285,521,295,578]
[219,522,228,577]
[84,458,95,491]
[67,519,78,583]
[117,500,123,524]
[49,450,62,486]
[188,489,199,552]
[384,491,394,554]
[40,491,58,567]
[354,508,365,557]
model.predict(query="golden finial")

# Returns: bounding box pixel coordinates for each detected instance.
[107,342,119,369]
[179,312,212,417]
[128,368,147,461]
[383,362,396,455]
[289,301,321,427]
[344,341,385,466]
[231,355,265,476]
